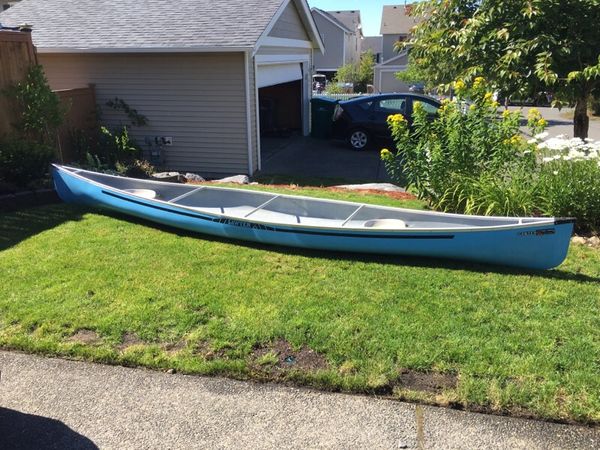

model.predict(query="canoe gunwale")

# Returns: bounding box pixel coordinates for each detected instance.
[52,165,569,234]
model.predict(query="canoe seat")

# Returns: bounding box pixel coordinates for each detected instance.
[364,219,407,229]
[123,189,158,200]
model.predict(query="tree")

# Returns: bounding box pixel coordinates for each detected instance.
[401,0,600,138]
[332,50,376,93]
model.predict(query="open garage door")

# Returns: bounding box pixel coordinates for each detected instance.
[257,63,302,89]
[258,73,302,137]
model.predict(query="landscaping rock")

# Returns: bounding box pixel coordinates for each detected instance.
[571,236,587,245]
[151,172,185,183]
[588,236,600,247]
[213,175,250,184]
[184,173,205,183]
[334,183,406,193]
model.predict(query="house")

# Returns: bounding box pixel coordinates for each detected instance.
[380,4,419,62]
[311,8,362,78]
[0,0,324,177]
[374,4,420,93]
[362,36,383,64]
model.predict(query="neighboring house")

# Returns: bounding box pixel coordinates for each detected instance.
[362,36,383,64]
[375,4,420,93]
[380,4,419,62]
[0,0,324,177]
[311,8,362,77]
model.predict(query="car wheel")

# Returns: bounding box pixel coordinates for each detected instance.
[348,129,370,150]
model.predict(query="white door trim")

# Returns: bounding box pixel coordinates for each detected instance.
[244,51,254,175]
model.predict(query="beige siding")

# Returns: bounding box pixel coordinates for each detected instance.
[269,2,309,41]
[40,52,251,175]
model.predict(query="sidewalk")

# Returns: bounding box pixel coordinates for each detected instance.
[0,351,598,449]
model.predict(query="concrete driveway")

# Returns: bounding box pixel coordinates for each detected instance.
[258,107,599,183]
[260,136,390,183]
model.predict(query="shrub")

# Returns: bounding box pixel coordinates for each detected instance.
[382,77,540,215]
[8,65,65,146]
[0,137,55,187]
[537,136,600,231]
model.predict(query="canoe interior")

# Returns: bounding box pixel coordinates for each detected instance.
[72,169,552,230]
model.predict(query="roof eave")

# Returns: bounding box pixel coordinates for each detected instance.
[36,46,253,54]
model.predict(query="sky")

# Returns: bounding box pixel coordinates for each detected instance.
[307,0,417,37]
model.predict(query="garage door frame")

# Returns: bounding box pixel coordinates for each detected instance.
[254,54,311,171]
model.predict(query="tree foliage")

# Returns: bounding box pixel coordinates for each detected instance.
[402,0,600,137]
[332,50,376,93]
[9,64,65,145]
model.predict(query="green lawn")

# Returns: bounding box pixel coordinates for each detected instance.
[1,186,599,424]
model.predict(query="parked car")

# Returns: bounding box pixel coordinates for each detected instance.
[331,93,441,150]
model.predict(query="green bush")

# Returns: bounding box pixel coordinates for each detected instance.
[382,77,600,230]
[382,77,541,215]
[0,137,55,187]
[536,138,600,232]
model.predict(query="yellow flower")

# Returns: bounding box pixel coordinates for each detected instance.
[473,76,485,88]
[380,148,393,160]
[502,109,511,118]
[469,104,477,111]
[491,101,500,109]
[484,92,494,102]
[537,118,548,128]
[387,113,406,125]
[527,108,541,121]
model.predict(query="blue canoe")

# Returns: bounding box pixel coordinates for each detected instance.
[52,165,574,270]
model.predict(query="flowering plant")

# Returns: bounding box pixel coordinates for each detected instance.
[534,135,600,230]
[382,77,543,215]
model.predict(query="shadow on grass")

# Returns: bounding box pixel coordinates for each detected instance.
[0,407,99,450]
[0,204,86,251]
[98,209,600,284]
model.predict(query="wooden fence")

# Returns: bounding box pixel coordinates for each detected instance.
[0,29,37,136]
[0,29,97,162]
[55,85,97,162]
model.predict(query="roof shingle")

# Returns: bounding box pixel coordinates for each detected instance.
[380,4,420,35]
[0,0,284,50]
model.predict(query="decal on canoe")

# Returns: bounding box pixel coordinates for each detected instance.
[519,228,556,237]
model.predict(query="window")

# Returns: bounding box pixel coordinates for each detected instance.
[413,100,439,114]
[377,98,406,113]
[357,101,374,111]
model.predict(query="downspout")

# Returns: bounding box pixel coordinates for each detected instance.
[244,50,254,175]
[254,56,262,171]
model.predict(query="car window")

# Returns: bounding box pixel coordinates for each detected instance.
[413,100,439,114]
[357,101,374,111]
[376,98,406,113]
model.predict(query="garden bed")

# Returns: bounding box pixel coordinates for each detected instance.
[0,186,598,424]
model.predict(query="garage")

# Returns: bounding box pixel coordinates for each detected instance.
[257,63,303,137]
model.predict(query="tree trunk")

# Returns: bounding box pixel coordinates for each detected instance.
[573,94,589,139]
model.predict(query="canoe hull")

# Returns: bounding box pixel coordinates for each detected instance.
[52,167,573,270]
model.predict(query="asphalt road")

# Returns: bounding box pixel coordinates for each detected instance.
[515,106,600,140]
[1,351,598,449]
